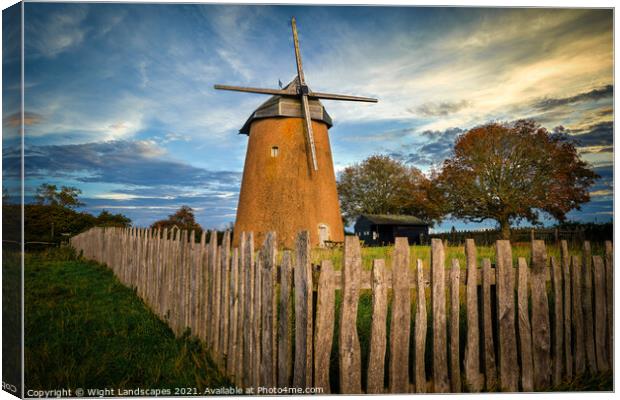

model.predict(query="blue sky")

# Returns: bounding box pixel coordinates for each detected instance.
[2,3,614,231]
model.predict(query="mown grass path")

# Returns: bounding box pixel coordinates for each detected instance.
[25,249,230,393]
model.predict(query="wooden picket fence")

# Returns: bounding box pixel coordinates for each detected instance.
[69,227,614,393]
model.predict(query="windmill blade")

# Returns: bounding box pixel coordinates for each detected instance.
[291,17,306,85]
[309,91,378,103]
[213,84,296,96]
[300,93,318,171]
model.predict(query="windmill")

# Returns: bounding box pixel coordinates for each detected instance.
[215,17,377,247]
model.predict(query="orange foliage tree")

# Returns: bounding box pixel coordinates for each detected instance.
[436,120,598,239]
[337,155,445,225]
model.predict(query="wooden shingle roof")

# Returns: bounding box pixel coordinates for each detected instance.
[239,77,333,135]
[360,214,428,226]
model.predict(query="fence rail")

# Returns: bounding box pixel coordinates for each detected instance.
[70,227,614,393]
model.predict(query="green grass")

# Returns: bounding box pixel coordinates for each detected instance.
[312,242,606,271]
[3,248,23,395]
[25,248,230,392]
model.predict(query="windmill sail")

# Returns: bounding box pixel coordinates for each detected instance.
[291,17,319,171]
[214,16,377,172]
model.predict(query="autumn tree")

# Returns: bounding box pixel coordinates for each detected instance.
[150,205,203,235]
[436,120,598,239]
[35,183,84,209]
[337,154,445,224]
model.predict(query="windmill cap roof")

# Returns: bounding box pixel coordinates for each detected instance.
[359,214,429,225]
[239,77,333,135]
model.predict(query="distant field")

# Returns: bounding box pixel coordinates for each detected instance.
[310,241,606,271]
[24,248,229,392]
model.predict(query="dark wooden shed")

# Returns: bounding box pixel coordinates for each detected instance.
[354,214,430,246]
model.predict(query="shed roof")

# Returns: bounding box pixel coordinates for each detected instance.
[359,214,428,226]
[239,77,333,135]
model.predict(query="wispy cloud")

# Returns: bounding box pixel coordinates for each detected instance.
[308,8,612,133]
[389,127,465,169]
[412,100,472,117]
[6,140,241,189]
[569,121,613,146]
[532,85,613,111]
[3,111,43,127]
[26,5,89,57]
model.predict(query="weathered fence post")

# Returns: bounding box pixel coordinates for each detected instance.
[161,228,169,321]
[179,230,186,331]
[367,259,387,394]
[242,232,254,388]
[220,231,231,366]
[389,238,411,393]
[414,259,428,393]
[582,241,597,372]
[530,240,551,389]
[550,256,563,385]
[236,232,247,386]
[197,230,207,341]
[571,255,586,375]
[431,238,449,392]
[449,259,461,392]
[592,256,609,372]
[463,239,483,392]
[496,240,518,392]
[517,258,533,392]
[201,231,210,343]
[278,250,293,388]
[188,230,196,335]
[214,244,223,363]
[172,229,181,335]
[154,229,163,318]
[252,247,262,387]
[208,230,218,351]
[314,259,335,393]
[135,228,142,297]
[294,231,313,389]
[604,241,613,371]
[260,232,277,388]
[560,240,573,379]
[227,247,239,377]
[339,235,362,393]
[178,229,187,334]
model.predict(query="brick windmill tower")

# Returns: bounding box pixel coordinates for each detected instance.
[215,17,377,248]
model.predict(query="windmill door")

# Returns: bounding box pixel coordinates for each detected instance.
[318,224,330,247]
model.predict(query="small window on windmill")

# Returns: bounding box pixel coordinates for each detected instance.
[271,146,279,157]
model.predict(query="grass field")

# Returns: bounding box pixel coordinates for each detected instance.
[24,248,230,393]
[311,241,606,271]
[3,249,22,395]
